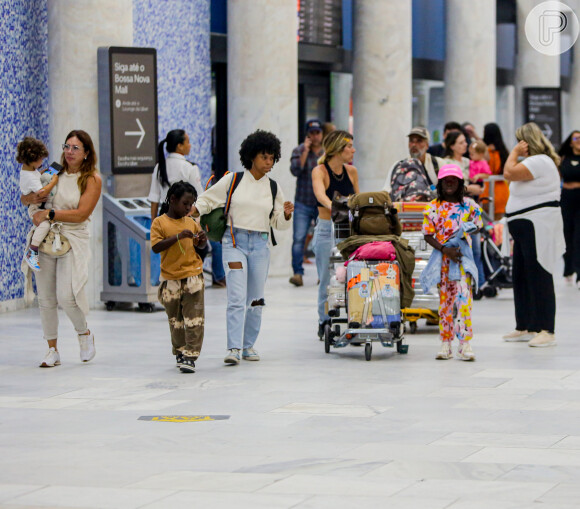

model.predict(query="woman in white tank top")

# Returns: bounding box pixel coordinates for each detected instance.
[28,130,102,368]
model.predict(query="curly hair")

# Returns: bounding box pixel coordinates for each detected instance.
[16,137,48,165]
[61,130,99,195]
[239,130,281,170]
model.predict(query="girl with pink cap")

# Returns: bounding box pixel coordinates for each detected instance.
[421,164,483,360]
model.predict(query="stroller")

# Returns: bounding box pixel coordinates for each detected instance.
[477,211,513,298]
[323,192,409,361]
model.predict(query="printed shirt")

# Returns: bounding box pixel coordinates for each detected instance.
[290,143,322,207]
[150,215,203,280]
[422,198,483,248]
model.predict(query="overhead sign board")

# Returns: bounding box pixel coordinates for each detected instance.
[98,47,158,175]
[523,87,561,148]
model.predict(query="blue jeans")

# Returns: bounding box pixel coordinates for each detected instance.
[222,228,271,350]
[291,201,319,275]
[210,240,225,282]
[313,218,333,324]
[471,232,485,287]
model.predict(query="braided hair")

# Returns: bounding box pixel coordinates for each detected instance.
[159,180,197,216]
[436,177,465,203]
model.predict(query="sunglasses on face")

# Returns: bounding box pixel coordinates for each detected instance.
[62,144,82,153]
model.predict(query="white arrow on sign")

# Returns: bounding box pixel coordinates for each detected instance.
[125,118,146,148]
[542,123,553,140]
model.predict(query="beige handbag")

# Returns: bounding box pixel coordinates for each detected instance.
[39,222,71,256]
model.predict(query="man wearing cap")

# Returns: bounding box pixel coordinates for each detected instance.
[289,119,324,287]
[384,126,439,199]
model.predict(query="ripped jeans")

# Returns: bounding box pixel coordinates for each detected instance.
[158,274,205,358]
[222,227,271,350]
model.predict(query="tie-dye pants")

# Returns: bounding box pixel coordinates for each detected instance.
[158,274,205,359]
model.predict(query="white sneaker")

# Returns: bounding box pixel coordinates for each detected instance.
[528,331,556,348]
[435,341,453,360]
[78,331,96,362]
[224,349,240,365]
[456,342,476,361]
[502,330,535,342]
[40,347,60,367]
[242,348,260,361]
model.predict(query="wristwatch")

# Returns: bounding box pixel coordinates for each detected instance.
[48,209,55,221]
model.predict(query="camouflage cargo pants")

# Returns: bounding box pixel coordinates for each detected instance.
[158,274,204,359]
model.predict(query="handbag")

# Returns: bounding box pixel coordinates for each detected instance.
[38,222,71,256]
[200,172,244,242]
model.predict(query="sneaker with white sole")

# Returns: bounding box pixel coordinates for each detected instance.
[528,331,556,348]
[502,330,535,342]
[435,341,453,360]
[224,349,240,365]
[24,248,41,272]
[179,356,196,373]
[78,331,95,362]
[40,347,60,367]
[175,352,184,368]
[242,348,260,361]
[456,341,476,361]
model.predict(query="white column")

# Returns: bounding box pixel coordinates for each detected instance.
[48,0,133,308]
[566,0,580,132]
[331,72,353,132]
[496,85,516,147]
[227,0,298,276]
[514,0,560,130]
[352,0,412,192]
[444,0,496,134]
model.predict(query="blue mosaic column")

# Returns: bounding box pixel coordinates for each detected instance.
[0,0,49,307]
[133,0,212,184]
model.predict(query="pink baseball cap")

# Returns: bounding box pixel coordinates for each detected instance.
[438,164,464,180]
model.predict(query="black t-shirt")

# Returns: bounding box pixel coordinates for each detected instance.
[561,154,580,183]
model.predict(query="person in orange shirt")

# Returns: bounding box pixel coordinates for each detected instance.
[482,123,510,218]
[151,181,207,373]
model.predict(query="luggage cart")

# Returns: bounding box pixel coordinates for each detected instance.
[394,202,440,334]
[324,221,408,361]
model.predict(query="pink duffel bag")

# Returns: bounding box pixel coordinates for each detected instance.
[347,241,396,263]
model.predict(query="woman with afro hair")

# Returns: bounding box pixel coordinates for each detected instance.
[193,130,294,365]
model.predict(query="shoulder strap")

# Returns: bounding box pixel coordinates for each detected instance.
[205,170,229,191]
[224,171,243,216]
[268,178,278,246]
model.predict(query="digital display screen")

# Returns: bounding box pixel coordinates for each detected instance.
[297,0,342,47]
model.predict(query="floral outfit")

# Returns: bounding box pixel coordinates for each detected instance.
[422,198,483,342]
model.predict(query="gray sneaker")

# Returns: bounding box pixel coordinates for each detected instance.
[224,349,241,365]
[242,348,260,361]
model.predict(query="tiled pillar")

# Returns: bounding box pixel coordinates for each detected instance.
[133,0,211,183]
[227,0,298,276]
[444,0,496,134]
[0,0,49,311]
[352,0,412,192]
[48,0,133,308]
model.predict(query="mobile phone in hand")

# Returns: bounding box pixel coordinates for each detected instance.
[43,161,63,176]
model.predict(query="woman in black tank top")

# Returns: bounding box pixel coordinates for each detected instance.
[311,130,359,337]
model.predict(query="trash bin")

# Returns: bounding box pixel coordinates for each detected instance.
[100,194,160,312]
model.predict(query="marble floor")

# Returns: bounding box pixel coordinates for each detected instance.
[1,264,579,509]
